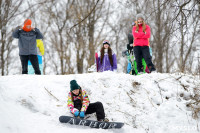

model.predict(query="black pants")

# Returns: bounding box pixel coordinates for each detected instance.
[20,55,41,75]
[85,102,105,121]
[134,46,155,72]
[74,100,105,120]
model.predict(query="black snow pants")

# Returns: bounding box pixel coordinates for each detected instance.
[133,46,156,72]
[74,100,105,121]
[20,55,41,75]
[85,102,105,121]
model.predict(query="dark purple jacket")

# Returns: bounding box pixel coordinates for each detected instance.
[97,51,117,72]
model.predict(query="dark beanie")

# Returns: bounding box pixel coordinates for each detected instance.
[70,80,80,91]
[103,40,110,46]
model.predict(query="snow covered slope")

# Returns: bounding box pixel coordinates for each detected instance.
[0,72,199,133]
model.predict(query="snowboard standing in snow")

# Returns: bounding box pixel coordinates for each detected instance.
[28,39,44,75]
[59,116,124,129]
[123,45,149,75]
[28,55,43,74]
[87,52,98,72]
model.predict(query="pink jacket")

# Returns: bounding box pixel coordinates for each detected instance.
[132,24,151,46]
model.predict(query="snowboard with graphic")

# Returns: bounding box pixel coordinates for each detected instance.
[59,115,124,129]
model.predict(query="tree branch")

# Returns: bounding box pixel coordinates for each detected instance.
[69,0,100,31]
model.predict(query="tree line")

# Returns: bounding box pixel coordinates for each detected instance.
[0,0,199,75]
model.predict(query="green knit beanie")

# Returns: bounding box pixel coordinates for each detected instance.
[70,80,80,91]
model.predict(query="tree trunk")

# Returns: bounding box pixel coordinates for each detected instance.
[1,32,5,75]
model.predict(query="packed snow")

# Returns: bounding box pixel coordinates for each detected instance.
[0,72,199,133]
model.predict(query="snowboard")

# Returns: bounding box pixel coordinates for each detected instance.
[59,115,124,129]
[123,49,150,75]
[87,52,99,72]
[88,64,96,72]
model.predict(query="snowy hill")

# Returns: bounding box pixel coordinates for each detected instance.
[0,72,199,133]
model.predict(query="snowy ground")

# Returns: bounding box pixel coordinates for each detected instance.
[0,72,199,133]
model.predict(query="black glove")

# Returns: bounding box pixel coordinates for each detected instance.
[16,26,21,30]
[127,44,133,51]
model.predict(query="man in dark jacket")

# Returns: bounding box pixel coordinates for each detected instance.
[12,19,43,74]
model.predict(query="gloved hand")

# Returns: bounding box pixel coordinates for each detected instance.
[16,26,22,30]
[74,111,79,117]
[79,111,85,118]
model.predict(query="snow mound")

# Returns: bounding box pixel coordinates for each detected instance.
[0,72,199,133]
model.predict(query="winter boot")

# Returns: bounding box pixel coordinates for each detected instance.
[149,66,156,73]
[98,118,109,122]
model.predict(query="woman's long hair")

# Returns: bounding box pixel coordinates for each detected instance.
[135,20,146,32]
[71,87,83,103]
[100,46,113,67]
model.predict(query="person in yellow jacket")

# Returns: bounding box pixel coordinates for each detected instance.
[28,39,45,74]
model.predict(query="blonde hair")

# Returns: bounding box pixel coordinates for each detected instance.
[135,21,146,32]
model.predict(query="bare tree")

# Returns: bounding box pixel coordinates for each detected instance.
[0,0,25,75]
[170,0,200,72]
[149,0,176,73]
[115,0,175,73]
[43,0,75,74]
[72,0,109,73]
[43,0,109,74]
[116,0,199,74]
[0,0,50,75]
[2,0,199,75]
